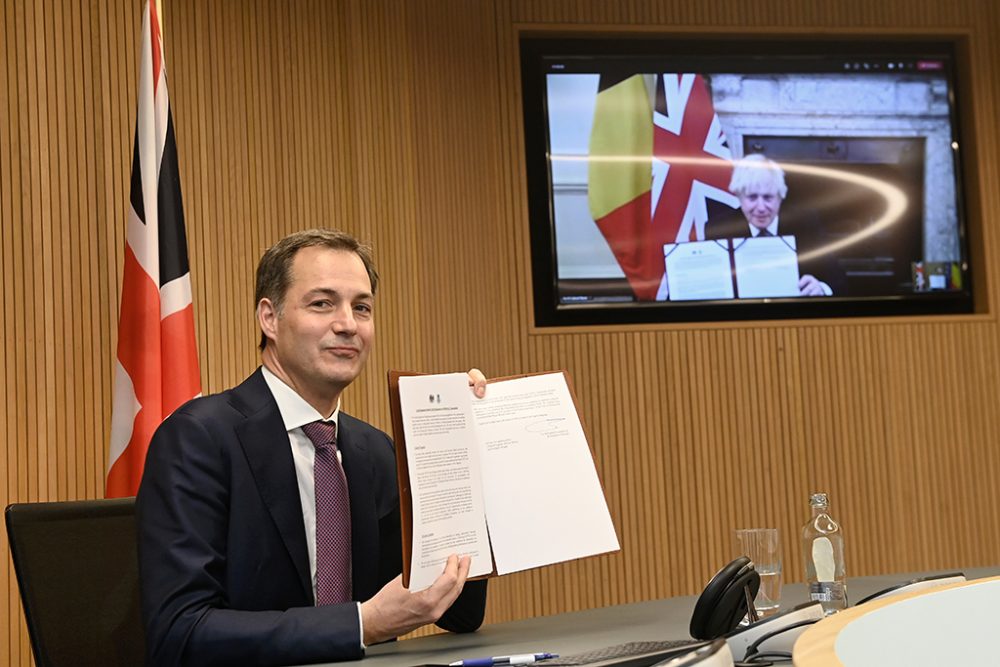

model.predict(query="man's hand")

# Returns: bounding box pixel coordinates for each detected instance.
[360,554,472,645]
[467,368,487,398]
[798,274,826,297]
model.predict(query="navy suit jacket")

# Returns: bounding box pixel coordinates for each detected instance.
[136,369,486,666]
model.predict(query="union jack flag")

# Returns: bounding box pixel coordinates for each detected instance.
[106,0,200,497]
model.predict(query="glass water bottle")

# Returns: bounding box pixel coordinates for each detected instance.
[802,492,847,614]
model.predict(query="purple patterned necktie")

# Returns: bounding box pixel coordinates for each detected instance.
[301,420,352,604]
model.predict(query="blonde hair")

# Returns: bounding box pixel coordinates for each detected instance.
[729,154,788,199]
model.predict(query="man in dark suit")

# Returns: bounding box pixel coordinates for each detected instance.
[137,229,487,666]
[706,154,838,296]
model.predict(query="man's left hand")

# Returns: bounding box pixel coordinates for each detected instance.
[467,369,487,398]
[799,274,827,297]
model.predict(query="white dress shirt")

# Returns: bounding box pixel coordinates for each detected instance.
[748,218,780,237]
[260,365,365,645]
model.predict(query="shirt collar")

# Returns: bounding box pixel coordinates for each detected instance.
[261,364,340,432]
[747,216,778,238]
[749,216,780,237]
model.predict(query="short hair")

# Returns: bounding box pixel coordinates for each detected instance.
[255,229,379,350]
[729,153,788,200]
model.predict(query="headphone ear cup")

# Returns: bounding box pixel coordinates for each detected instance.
[704,567,760,638]
[690,557,759,639]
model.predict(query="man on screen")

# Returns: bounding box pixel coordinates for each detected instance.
[137,229,488,666]
[707,153,834,296]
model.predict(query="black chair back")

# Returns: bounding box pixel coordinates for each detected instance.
[5,497,145,667]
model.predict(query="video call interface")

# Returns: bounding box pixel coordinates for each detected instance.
[542,51,968,307]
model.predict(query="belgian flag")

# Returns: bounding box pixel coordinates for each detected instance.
[587,74,662,300]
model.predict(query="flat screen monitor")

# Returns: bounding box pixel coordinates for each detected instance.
[520,37,974,327]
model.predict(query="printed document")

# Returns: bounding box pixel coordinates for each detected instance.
[663,240,734,301]
[733,235,800,298]
[397,371,620,590]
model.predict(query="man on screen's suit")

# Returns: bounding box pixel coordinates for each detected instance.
[138,368,486,667]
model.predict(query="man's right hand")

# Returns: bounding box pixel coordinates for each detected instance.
[360,554,472,645]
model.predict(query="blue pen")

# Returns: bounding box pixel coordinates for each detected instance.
[449,653,559,667]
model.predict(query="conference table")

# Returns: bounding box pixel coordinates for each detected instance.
[320,565,1000,667]
[793,574,1000,666]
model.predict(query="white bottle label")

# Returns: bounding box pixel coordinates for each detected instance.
[812,537,836,581]
[809,582,847,606]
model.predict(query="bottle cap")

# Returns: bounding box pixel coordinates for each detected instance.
[810,492,830,508]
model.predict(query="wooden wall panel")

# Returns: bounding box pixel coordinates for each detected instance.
[479,0,1000,630]
[4,0,1000,663]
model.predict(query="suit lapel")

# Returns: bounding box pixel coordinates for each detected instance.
[231,371,313,603]
[337,416,379,600]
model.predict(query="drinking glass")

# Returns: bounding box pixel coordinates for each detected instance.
[733,528,782,616]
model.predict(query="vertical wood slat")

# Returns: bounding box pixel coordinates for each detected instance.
[4,0,1000,661]
[2,1,17,662]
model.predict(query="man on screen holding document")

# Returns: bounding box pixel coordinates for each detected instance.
[137,229,487,666]
[706,154,835,296]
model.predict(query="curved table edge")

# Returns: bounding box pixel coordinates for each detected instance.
[791,575,1000,666]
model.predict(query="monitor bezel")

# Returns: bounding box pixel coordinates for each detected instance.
[520,34,976,328]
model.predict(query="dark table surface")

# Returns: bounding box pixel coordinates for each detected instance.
[305,566,1000,667]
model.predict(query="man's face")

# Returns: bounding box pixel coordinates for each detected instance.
[263,246,374,403]
[738,183,783,230]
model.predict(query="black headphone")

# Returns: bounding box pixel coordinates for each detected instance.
[689,557,761,640]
